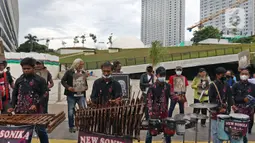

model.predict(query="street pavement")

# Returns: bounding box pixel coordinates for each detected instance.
[45,78,255,142]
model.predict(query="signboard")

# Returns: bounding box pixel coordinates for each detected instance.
[224,120,248,140]
[78,131,132,143]
[0,125,34,143]
[238,50,250,69]
[112,74,130,99]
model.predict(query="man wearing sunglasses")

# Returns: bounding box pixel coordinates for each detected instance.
[90,61,122,106]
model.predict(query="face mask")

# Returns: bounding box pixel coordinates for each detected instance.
[226,75,231,79]
[240,75,249,81]
[176,71,182,75]
[102,74,111,79]
[158,77,165,82]
[220,76,226,82]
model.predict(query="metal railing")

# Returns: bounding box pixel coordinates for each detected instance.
[59,46,253,71]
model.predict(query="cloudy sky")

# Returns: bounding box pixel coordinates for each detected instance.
[19,0,200,49]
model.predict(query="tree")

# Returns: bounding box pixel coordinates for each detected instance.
[80,34,86,47]
[24,34,38,52]
[62,41,67,47]
[73,36,79,47]
[232,36,255,43]
[191,26,222,44]
[107,33,113,48]
[89,34,97,43]
[149,41,165,67]
[17,41,47,53]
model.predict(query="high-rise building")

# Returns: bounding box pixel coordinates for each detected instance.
[200,0,254,36]
[0,0,19,52]
[141,0,185,47]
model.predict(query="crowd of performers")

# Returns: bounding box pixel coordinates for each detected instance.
[1,56,253,143]
[60,58,255,143]
[0,58,54,143]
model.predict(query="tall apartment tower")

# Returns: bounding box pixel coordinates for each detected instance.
[200,0,255,36]
[141,0,185,47]
[0,0,19,51]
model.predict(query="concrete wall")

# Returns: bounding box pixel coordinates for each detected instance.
[4,52,59,79]
[89,54,239,77]
[58,49,83,55]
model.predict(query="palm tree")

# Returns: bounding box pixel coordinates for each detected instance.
[73,36,79,47]
[80,34,86,47]
[149,41,164,67]
[24,34,38,52]
[89,34,97,49]
[62,41,67,47]
[107,33,113,48]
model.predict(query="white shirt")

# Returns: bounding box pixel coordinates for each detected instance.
[248,78,255,84]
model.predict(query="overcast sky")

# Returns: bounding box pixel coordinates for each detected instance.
[19,0,200,49]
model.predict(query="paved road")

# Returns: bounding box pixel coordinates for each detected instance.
[45,79,255,142]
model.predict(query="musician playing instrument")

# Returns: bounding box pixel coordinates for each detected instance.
[146,66,177,143]
[232,68,255,142]
[8,57,49,143]
[208,67,232,143]
[168,66,188,117]
[90,61,122,105]
[191,68,211,127]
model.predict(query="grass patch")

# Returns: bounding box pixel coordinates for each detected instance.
[59,44,255,70]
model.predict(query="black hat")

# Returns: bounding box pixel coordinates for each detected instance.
[156,66,166,76]
[176,66,182,70]
[36,60,44,64]
[199,68,206,72]
[215,67,226,75]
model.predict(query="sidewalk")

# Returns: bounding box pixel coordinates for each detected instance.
[46,79,255,142]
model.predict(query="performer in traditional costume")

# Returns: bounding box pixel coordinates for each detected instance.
[35,60,54,113]
[140,65,154,120]
[146,66,176,143]
[8,57,49,143]
[208,67,232,143]
[90,61,122,105]
[191,68,211,127]
[61,58,88,133]
[168,66,188,117]
[232,68,255,142]
[0,60,14,113]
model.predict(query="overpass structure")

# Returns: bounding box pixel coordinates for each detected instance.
[90,54,239,76]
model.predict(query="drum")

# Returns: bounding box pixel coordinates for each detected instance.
[148,119,161,136]
[163,118,176,137]
[217,114,230,141]
[141,120,149,130]
[175,120,186,135]
[229,113,250,143]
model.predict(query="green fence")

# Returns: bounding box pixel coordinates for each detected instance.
[60,46,253,71]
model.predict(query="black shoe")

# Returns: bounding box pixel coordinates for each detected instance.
[248,130,252,134]
[69,127,76,133]
[201,124,206,127]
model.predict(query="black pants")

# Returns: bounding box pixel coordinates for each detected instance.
[193,99,207,125]
[142,93,149,120]
[44,95,49,114]
[249,112,254,133]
